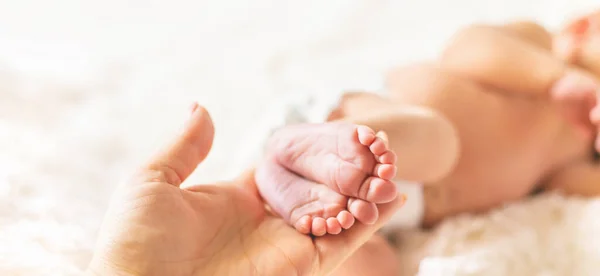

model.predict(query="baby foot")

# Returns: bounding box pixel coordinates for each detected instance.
[271,122,397,203]
[275,122,396,218]
[256,159,359,236]
[256,122,397,235]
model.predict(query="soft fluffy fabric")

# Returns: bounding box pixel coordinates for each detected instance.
[0,0,599,275]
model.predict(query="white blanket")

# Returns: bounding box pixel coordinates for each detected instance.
[1,0,599,275]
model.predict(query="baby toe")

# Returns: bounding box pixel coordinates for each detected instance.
[326,217,342,234]
[359,177,398,203]
[312,217,327,236]
[357,125,377,146]
[337,211,355,229]
[369,137,388,156]
[374,164,397,180]
[378,150,397,165]
[348,198,379,225]
[295,215,313,235]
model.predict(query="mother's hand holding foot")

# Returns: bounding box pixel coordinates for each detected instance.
[86,103,404,276]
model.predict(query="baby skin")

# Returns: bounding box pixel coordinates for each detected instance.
[253,11,600,276]
[255,123,399,236]
[257,10,600,236]
[385,14,600,224]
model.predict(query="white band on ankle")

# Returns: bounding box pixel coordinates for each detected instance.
[383,180,424,231]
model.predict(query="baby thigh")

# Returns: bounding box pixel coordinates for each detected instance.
[386,63,545,223]
[335,92,459,183]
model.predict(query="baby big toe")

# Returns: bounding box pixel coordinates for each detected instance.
[348,198,379,225]
[369,137,388,156]
[359,177,397,204]
[337,211,355,229]
[374,163,397,180]
[378,151,397,165]
[357,125,377,145]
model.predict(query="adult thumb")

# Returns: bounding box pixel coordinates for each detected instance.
[140,103,215,187]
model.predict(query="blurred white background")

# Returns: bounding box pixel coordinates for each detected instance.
[0,0,598,275]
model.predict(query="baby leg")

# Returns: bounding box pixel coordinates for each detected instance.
[386,62,559,224]
[331,92,459,183]
[256,123,398,235]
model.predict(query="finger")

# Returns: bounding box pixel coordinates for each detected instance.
[141,102,215,187]
[555,10,600,69]
[314,194,406,275]
[591,104,600,152]
[553,77,598,136]
[231,167,263,200]
[555,16,589,63]
[441,25,599,97]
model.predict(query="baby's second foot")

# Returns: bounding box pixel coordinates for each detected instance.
[256,159,359,236]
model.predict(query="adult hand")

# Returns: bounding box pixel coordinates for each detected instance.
[86,103,404,276]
